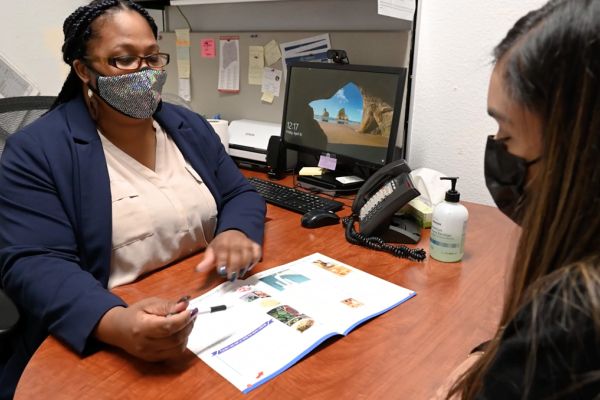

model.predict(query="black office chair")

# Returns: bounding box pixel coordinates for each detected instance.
[0,96,56,353]
[0,96,56,157]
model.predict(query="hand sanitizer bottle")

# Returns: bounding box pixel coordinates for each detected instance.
[429,177,469,262]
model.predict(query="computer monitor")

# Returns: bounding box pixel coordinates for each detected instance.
[281,62,407,185]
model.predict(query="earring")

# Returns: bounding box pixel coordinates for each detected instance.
[87,88,98,121]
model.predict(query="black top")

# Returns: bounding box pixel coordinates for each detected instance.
[476,275,600,399]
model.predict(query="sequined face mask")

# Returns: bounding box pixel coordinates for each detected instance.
[88,68,167,119]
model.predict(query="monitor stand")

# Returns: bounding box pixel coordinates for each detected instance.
[297,171,364,196]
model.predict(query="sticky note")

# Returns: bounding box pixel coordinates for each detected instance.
[261,92,275,103]
[318,154,337,170]
[299,167,324,176]
[201,38,216,58]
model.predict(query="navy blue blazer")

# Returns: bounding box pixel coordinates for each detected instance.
[0,96,265,397]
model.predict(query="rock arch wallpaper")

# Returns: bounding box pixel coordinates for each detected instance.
[283,65,404,166]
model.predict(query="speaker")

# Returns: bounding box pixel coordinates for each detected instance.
[266,135,286,180]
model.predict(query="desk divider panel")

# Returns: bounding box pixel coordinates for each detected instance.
[158,30,411,125]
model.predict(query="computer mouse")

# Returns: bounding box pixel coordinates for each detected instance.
[301,209,340,228]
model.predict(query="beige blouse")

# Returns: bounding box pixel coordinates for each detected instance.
[99,121,217,289]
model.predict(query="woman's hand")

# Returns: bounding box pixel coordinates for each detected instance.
[94,297,197,362]
[195,230,261,281]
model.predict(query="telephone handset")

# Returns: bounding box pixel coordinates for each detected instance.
[342,160,427,261]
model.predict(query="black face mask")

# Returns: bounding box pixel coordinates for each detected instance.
[484,135,539,225]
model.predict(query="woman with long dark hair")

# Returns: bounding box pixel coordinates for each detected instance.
[438,0,600,398]
[0,1,265,397]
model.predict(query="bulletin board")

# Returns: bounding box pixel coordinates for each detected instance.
[158,30,411,125]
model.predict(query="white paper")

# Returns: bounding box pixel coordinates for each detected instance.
[378,0,416,21]
[336,176,365,185]
[187,253,416,393]
[248,46,264,85]
[175,29,191,79]
[218,36,240,93]
[261,68,282,97]
[178,77,191,102]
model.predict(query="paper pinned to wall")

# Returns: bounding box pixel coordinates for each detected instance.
[260,92,275,104]
[178,78,191,102]
[218,36,240,93]
[175,29,191,78]
[248,46,264,85]
[175,29,191,101]
[201,38,216,58]
[377,0,416,21]
[264,39,281,66]
[261,68,282,97]
[0,52,39,98]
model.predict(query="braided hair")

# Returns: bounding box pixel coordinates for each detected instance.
[50,0,158,110]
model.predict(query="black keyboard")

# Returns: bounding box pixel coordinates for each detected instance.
[248,177,344,214]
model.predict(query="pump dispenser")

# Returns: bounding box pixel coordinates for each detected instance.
[429,177,469,262]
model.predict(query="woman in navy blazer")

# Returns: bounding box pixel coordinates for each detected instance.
[0,1,265,397]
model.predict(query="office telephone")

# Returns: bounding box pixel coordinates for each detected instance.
[342,160,427,261]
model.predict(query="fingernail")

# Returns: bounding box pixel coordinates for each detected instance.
[240,266,248,278]
[217,265,227,276]
[229,271,238,282]
[190,308,198,318]
[177,295,191,304]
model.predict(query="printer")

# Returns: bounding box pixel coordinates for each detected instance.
[228,119,295,170]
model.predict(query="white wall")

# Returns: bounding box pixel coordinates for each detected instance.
[1,0,86,96]
[0,1,163,96]
[408,0,547,205]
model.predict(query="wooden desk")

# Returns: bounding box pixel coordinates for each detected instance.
[15,171,517,399]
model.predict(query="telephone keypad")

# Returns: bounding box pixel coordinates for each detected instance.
[360,179,398,221]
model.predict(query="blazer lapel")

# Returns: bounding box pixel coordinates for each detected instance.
[64,97,112,285]
[154,104,217,196]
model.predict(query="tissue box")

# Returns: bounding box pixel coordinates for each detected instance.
[404,198,433,228]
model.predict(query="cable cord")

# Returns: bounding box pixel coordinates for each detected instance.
[342,216,427,262]
[176,6,192,30]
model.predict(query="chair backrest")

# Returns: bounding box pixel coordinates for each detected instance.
[0,96,56,157]
[0,96,55,343]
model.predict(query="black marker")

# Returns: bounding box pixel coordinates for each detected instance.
[196,304,233,315]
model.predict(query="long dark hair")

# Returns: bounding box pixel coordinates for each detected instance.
[50,0,158,110]
[449,0,600,398]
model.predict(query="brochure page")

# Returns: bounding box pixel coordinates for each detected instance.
[186,253,416,393]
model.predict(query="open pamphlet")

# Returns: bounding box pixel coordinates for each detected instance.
[186,253,416,393]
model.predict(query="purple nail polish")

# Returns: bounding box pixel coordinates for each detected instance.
[190,308,198,318]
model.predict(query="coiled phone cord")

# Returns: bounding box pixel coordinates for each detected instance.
[342,216,427,262]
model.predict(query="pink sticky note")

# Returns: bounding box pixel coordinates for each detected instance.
[318,154,337,171]
[201,38,216,58]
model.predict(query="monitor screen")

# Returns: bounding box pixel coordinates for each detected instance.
[281,62,407,169]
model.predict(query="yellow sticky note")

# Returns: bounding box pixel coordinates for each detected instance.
[264,40,281,66]
[261,92,275,104]
[299,167,324,176]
